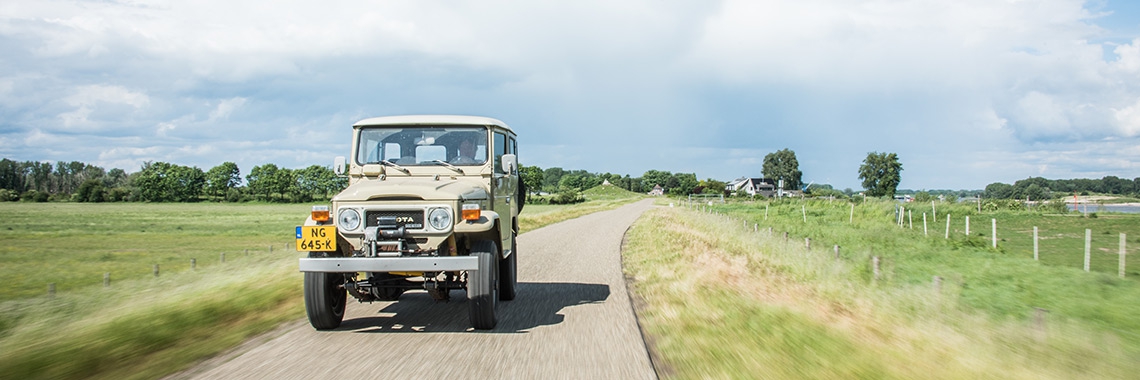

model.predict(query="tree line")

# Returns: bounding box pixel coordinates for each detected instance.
[0,158,345,203]
[983,176,1140,200]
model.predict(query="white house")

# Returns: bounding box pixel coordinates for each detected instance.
[726,177,777,197]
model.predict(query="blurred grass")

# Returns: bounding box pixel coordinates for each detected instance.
[0,191,640,380]
[624,199,1140,379]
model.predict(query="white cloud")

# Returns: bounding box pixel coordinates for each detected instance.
[1114,97,1140,136]
[208,97,247,122]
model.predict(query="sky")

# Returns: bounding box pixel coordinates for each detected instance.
[2,0,1140,190]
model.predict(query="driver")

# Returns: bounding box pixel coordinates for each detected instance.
[451,135,479,164]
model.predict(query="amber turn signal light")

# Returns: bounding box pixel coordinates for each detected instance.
[311,205,330,222]
[462,204,481,221]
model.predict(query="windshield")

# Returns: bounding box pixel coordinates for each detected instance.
[356,126,488,166]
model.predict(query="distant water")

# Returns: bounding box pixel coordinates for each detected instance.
[1068,204,1140,214]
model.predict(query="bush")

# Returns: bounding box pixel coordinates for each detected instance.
[21,190,49,202]
[0,189,18,201]
[549,189,585,205]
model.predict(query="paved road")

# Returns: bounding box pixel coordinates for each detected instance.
[178,199,657,379]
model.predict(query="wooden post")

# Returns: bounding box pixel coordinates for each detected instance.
[932,200,937,223]
[933,276,942,294]
[909,210,913,229]
[783,232,788,242]
[221,252,226,263]
[923,213,928,236]
[1121,233,1127,278]
[764,204,769,220]
[191,258,197,270]
[153,264,160,278]
[872,256,881,281]
[1033,227,1039,261]
[754,224,757,233]
[802,205,806,223]
[269,245,273,253]
[805,238,811,250]
[48,283,56,297]
[965,216,970,236]
[849,203,854,223]
[104,273,110,288]
[945,214,951,239]
[1085,229,1092,272]
[244,249,249,256]
[834,245,840,260]
[992,219,997,248]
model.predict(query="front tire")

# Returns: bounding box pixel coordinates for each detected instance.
[468,240,499,330]
[304,272,346,330]
[499,234,518,301]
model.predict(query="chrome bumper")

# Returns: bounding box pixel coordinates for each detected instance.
[299,256,479,273]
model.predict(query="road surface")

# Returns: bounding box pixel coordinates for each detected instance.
[176,199,657,379]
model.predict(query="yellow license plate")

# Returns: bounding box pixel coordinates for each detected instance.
[296,226,337,251]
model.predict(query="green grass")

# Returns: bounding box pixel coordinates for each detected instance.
[623,199,1140,379]
[0,202,309,300]
[519,185,644,232]
[0,195,637,380]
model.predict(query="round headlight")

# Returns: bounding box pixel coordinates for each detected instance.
[428,208,451,230]
[338,208,361,231]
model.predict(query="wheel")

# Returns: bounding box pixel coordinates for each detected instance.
[304,272,346,330]
[467,240,499,330]
[499,234,517,301]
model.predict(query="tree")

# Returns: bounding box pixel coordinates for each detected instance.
[983,182,1014,199]
[247,164,280,201]
[520,165,544,195]
[762,149,802,190]
[858,152,903,198]
[205,162,241,199]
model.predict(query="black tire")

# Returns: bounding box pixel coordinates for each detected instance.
[499,234,517,301]
[468,240,499,330]
[304,272,346,330]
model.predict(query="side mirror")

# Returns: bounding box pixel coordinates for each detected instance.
[501,154,517,175]
[333,156,346,176]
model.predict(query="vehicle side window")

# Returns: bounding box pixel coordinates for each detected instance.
[493,132,507,173]
[508,136,516,156]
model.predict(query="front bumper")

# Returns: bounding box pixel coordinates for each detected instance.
[299,256,478,273]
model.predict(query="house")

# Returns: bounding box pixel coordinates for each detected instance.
[726,177,778,197]
[648,184,665,196]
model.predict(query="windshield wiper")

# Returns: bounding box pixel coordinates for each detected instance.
[379,160,409,174]
[431,160,465,174]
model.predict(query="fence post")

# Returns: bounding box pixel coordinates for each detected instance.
[834,245,840,260]
[849,203,854,224]
[965,216,970,236]
[909,210,913,229]
[783,232,788,242]
[104,272,110,288]
[221,252,226,263]
[754,223,757,233]
[805,238,811,250]
[153,264,160,278]
[992,219,997,248]
[802,205,806,223]
[269,245,273,253]
[932,200,937,223]
[1033,227,1039,261]
[1085,229,1092,272]
[764,204,769,220]
[191,258,197,270]
[933,275,942,294]
[1121,233,1127,278]
[923,213,928,236]
[945,214,951,239]
[48,283,56,297]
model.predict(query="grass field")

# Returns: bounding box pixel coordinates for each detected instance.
[623,198,1140,378]
[0,187,643,380]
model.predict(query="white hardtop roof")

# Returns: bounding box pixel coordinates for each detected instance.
[353,115,513,133]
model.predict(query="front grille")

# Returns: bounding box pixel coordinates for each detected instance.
[365,210,425,230]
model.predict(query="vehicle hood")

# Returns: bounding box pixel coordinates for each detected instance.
[333,177,490,202]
